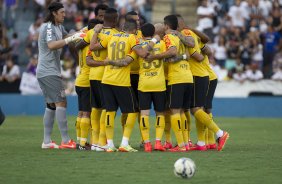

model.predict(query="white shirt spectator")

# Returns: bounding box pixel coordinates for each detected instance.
[271,69,282,81]
[228,5,246,27]
[196,5,214,30]
[245,69,263,81]
[259,0,272,18]
[233,72,247,82]
[1,63,20,80]
[213,44,227,60]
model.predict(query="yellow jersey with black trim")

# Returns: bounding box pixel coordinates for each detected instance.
[199,41,217,80]
[163,33,193,85]
[138,39,166,92]
[75,37,90,87]
[185,29,209,77]
[87,28,119,80]
[102,33,140,86]
[130,29,143,74]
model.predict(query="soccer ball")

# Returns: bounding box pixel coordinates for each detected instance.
[173,157,196,179]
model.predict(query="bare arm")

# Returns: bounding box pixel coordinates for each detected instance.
[133,35,161,58]
[190,28,210,43]
[201,45,212,56]
[165,50,190,63]
[86,56,108,67]
[108,56,134,67]
[75,39,88,50]
[191,51,204,62]
[89,24,104,51]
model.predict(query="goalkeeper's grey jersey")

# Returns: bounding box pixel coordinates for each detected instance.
[36,22,68,78]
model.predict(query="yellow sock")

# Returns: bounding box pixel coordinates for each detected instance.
[194,109,220,133]
[155,115,165,140]
[208,113,216,144]
[121,113,128,132]
[123,112,137,139]
[195,119,206,142]
[91,108,101,145]
[75,117,81,143]
[80,117,90,146]
[171,113,184,147]
[98,110,107,146]
[140,115,150,142]
[181,112,188,144]
[164,113,172,143]
[105,111,116,140]
[205,127,209,145]
[184,111,192,141]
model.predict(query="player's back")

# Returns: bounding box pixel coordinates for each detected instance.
[102,33,139,87]
[186,30,209,77]
[138,39,166,92]
[89,28,119,81]
[163,33,193,85]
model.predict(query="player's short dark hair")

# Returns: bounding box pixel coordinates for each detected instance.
[123,19,137,32]
[88,19,103,30]
[164,15,178,30]
[141,23,155,37]
[125,11,138,20]
[104,8,118,23]
[94,4,108,16]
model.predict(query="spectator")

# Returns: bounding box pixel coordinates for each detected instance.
[26,54,38,75]
[228,0,246,30]
[245,63,263,81]
[251,37,263,69]
[10,32,20,64]
[197,0,215,40]
[262,24,281,78]
[271,65,282,81]
[143,0,155,23]
[2,0,18,30]
[272,44,282,73]
[233,65,247,83]
[213,36,227,68]
[0,58,20,83]
[239,38,252,67]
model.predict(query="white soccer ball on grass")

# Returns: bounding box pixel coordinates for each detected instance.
[173,157,196,179]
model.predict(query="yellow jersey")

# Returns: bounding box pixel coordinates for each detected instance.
[75,30,90,87]
[185,29,209,77]
[130,29,143,74]
[163,33,193,85]
[102,33,140,86]
[138,39,166,92]
[75,45,90,87]
[86,28,119,80]
[199,41,217,80]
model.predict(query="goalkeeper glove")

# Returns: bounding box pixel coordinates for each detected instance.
[64,32,86,44]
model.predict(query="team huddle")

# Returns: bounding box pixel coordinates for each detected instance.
[73,3,229,152]
[37,2,229,152]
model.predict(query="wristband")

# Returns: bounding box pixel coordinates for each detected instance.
[182,54,187,60]
[151,38,158,44]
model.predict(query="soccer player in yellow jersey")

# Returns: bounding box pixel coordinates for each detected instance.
[120,11,144,143]
[74,19,102,150]
[132,23,167,152]
[148,15,193,152]
[102,19,159,152]
[177,15,229,151]
[201,43,218,150]
[85,8,119,151]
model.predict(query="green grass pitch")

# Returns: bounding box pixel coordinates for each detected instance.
[0,116,281,184]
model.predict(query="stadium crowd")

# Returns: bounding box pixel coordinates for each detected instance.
[0,0,282,95]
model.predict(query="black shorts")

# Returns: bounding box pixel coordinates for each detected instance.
[130,74,139,102]
[90,80,104,109]
[102,84,138,113]
[191,76,209,108]
[75,86,91,112]
[167,83,193,109]
[138,91,166,112]
[205,79,218,109]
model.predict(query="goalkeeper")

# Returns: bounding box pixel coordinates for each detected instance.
[36,2,85,149]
